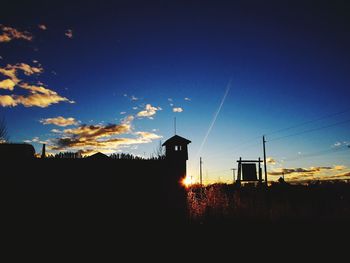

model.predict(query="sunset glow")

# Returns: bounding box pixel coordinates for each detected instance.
[1,0,350,184]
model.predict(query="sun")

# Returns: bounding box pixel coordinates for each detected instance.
[181,175,194,188]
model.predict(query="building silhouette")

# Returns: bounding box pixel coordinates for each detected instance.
[4,134,191,223]
[0,143,35,159]
[163,135,191,183]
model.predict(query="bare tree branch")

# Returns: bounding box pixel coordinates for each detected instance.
[0,117,9,143]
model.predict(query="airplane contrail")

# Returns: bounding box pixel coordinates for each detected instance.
[196,79,232,158]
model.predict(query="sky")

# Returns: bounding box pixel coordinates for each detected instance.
[1,0,350,184]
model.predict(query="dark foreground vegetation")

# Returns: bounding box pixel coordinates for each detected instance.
[5,159,350,233]
[187,182,350,224]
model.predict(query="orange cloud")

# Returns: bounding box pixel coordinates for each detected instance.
[0,79,16,91]
[0,63,74,108]
[0,95,17,107]
[0,93,72,108]
[14,63,43,76]
[0,25,33,43]
[50,118,161,154]
[334,165,346,171]
[63,123,132,140]
[0,67,19,83]
[40,116,79,127]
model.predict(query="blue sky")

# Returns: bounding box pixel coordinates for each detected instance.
[1,0,350,183]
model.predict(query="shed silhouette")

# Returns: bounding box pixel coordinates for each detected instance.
[0,143,35,159]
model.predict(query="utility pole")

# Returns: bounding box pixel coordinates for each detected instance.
[200,157,203,185]
[231,168,236,184]
[41,144,46,159]
[263,135,268,187]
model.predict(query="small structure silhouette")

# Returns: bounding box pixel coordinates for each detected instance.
[236,157,263,184]
[0,143,35,159]
[86,152,110,160]
[41,144,46,159]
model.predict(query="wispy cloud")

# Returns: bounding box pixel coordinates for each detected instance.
[0,24,33,43]
[40,116,79,127]
[267,157,276,164]
[38,24,47,30]
[268,166,333,176]
[268,165,349,182]
[24,137,47,145]
[65,29,73,39]
[51,129,63,134]
[134,131,162,140]
[173,107,183,113]
[137,104,161,119]
[334,165,346,171]
[333,141,349,148]
[184,97,191,101]
[131,95,138,101]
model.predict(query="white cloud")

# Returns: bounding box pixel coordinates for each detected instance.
[173,107,183,113]
[137,104,161,119]
[121,115,134,124]
[38,24,47,30]
[131,95,138,101]
[184,97,191,101]
[134,131,162,140]
[51,129,63,134]
[65,29,73,39]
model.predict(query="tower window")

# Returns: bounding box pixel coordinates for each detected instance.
[175,146,178,151]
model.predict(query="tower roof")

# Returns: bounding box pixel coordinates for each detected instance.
[162,135,191,146]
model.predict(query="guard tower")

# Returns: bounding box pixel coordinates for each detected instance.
[162,135,191,181]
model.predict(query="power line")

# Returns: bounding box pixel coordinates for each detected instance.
[265,108,350,136]
[283,146,350,162]
[269,119,350,142]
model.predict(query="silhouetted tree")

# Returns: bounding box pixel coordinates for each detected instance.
[0,117,9,143]
[53,151,82,159]
[154,140,165,159]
